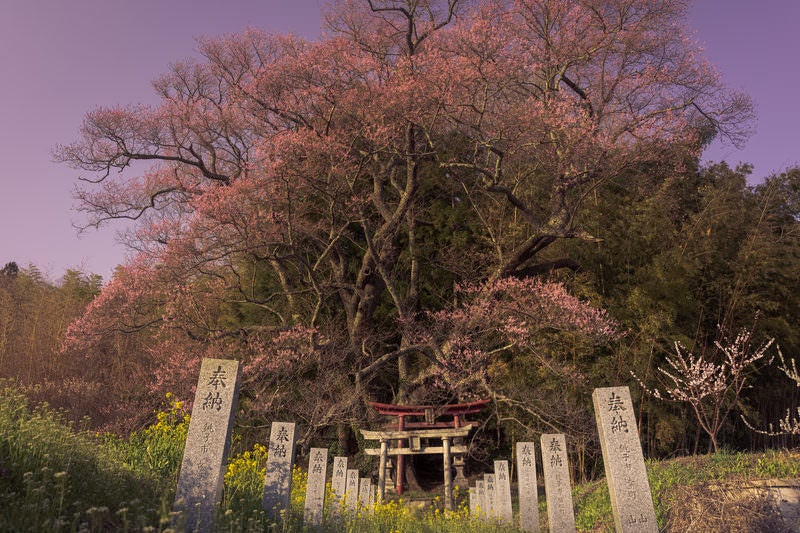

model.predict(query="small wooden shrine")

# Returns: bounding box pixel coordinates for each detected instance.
[360,399,490,510]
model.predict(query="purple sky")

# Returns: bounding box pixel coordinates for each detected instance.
[0,1,797,282]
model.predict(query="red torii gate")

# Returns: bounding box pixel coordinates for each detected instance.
[366,399,490,498]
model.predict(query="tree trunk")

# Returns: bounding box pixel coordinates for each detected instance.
[337,423,351,457]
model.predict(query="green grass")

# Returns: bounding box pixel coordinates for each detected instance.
[1,378,798,531]
[0,380,171,531]
[573,448,800,531]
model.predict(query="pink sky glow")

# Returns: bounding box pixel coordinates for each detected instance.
[0,0,797,282]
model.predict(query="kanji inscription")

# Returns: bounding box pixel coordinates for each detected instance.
[345,469,360,512]
[540,433,576,533]
[262,422,297,518]
[517,442,540,532]
[173,358,241,532]
[494,460,513,524]
[592,386,657,533]
[484,473,496,517]
[303,447,328,526]
[330,456,348,511]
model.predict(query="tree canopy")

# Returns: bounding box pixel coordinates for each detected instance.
[56,0,753,447]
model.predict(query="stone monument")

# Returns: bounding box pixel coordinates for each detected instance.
[173,358,241,532]
[592,386,658,533]
[517,441,540,532]
[484,473,496,518]
[494,460,514,524]
[330,456,348,510]
[469,485,478,515]
[359,477,373,509]
[262,421,297,519]
[303,447,328,526]
[476,479,486,516]
[541,433,576,533]
[345,469,360,512]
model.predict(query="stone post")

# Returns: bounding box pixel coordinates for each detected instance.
[476,479,486,516]
[330,456,348,511]
[345,469,359,512]
[494,460,513,524]
[517,441,540,532]
[262,422,297,520]
[173,358,241,532]
[303,447,328,527]
[541,433,576,533]
[484,473,496,518]
[359,477,372,510]
[592,386,658,533]
[469,485,478,515]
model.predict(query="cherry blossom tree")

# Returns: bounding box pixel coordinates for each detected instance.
[57,0,752,434]
[400,278,615,394]
[634,327,774,453]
